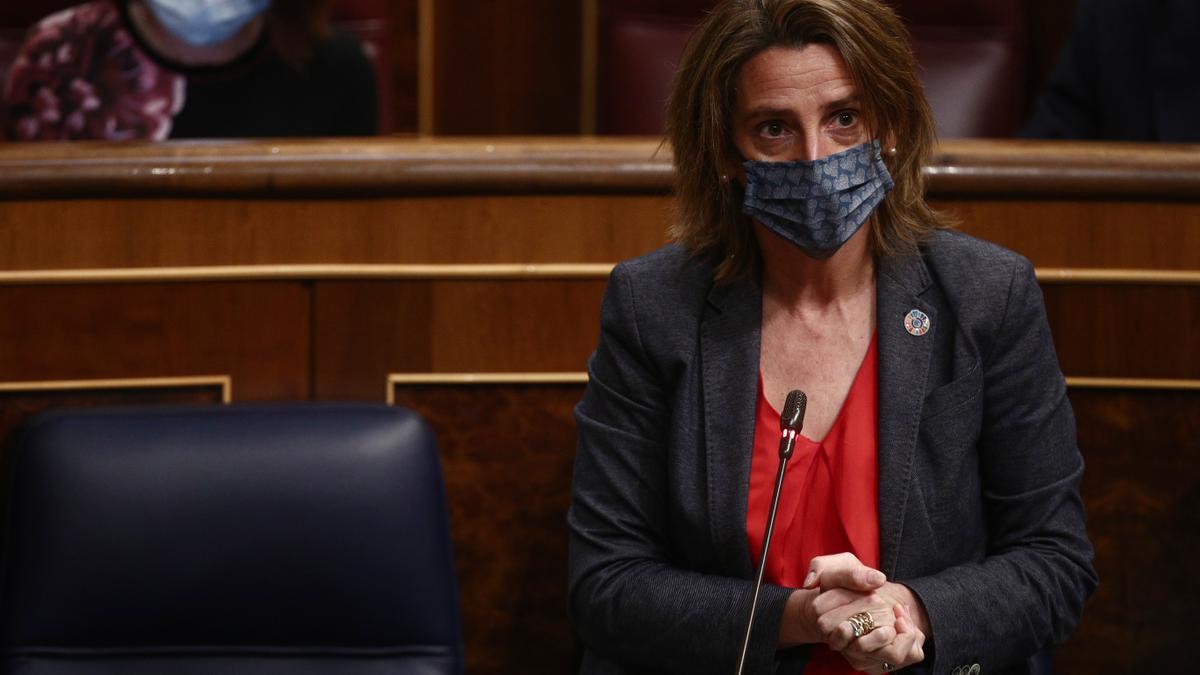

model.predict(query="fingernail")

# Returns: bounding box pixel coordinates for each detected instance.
[868,570,886,584]
[803,570,817,588]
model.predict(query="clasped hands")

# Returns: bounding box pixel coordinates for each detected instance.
[779,553,928,673]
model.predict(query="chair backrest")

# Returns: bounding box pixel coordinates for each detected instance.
[894,0,1028,138]
[0,404,463,675]
[594,0,1031,138]
[595,0,712,135]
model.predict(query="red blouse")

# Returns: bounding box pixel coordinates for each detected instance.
[747,334,880,674]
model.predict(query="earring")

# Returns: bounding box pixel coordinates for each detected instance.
[887,147,898,156]
[720,173,730,183]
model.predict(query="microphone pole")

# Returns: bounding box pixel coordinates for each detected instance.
[735,389,807,675]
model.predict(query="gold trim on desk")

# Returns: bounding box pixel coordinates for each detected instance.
[1036,268,1200,285]
[3,264,1199,286]
[1065,376,1200,391]
[383,372,1200,404]
[386,372,589,405]
[0,375,233,403]
[0,263,617,285]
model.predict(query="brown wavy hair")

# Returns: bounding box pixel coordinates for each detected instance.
[666,0,950,283]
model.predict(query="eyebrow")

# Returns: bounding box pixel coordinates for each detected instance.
[740,106,795,121]
[740,96,862,121]
[821,96,860,113]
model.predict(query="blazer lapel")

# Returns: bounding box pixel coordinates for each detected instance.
[875,252,936,576]
[701,277,762,578]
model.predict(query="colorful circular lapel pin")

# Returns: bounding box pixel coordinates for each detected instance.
[904,309,930,336]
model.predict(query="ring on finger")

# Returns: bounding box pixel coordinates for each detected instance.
[882,662,895,673]
[847,611,876,638]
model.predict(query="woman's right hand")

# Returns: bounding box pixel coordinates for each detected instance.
[778,552,888,648]
[779,553,926,672]
[825,603,926,674]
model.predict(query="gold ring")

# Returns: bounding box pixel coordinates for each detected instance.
[847,611,876,637]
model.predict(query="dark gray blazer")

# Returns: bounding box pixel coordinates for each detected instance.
[568,230,1096,675]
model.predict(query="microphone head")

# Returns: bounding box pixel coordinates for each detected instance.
[780,390,807,432]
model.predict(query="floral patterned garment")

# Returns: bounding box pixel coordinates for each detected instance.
[2,1,184,141]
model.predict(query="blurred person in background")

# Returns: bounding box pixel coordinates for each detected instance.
[1021,0,1199,142]
[2,0,377,141]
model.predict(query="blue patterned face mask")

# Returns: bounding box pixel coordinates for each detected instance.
[741,140,894,259]
[145,0,272,47]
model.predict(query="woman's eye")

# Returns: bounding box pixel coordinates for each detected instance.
[762,121,786,137]
[834,111,858,128]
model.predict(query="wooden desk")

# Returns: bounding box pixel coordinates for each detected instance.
[1,138,1196,673]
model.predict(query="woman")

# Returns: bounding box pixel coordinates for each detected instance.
[567,1,1096,674]
[2,0,377,140]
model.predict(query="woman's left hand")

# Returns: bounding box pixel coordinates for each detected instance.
[813,581,929,646]
[838,603,925,673]
[813,583,929,671]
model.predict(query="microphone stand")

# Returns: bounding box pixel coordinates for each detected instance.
[734,427,795,675]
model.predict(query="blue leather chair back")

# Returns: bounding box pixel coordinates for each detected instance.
[0,404,463,675]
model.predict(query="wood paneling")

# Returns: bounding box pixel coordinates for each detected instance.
[4,139,1200,275]
[0,196,669,270]
[431,2,582,135]
[0,379,226,452]
[315,282,435,397]
[0,283,310,400]
[7,195,1200,272]
[1057,387,1200,672]
[1044,284,1200,379]
[944,200,1200,270]
[313,280,606,399]
[4,139,1200,199]
[390,381,586,675]
[0,138,675,197]
[927,140,1200,199]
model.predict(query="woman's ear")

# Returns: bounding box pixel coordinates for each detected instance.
[723,157,748,187]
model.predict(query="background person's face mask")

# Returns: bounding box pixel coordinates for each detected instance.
[741,140,894,259]
[145,0,272,47]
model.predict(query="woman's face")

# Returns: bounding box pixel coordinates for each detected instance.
[731,43,869,166]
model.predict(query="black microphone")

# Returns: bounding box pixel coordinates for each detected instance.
[735,389,807,675]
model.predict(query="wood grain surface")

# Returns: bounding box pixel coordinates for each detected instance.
[314,280,605,399]
[2,139,1199,198]
[1059,387,1200,672]
[390,381,586,675]
[0,282,310,400]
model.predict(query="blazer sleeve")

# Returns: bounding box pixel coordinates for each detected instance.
[904,255,1098,673]
[567,262,794,675]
